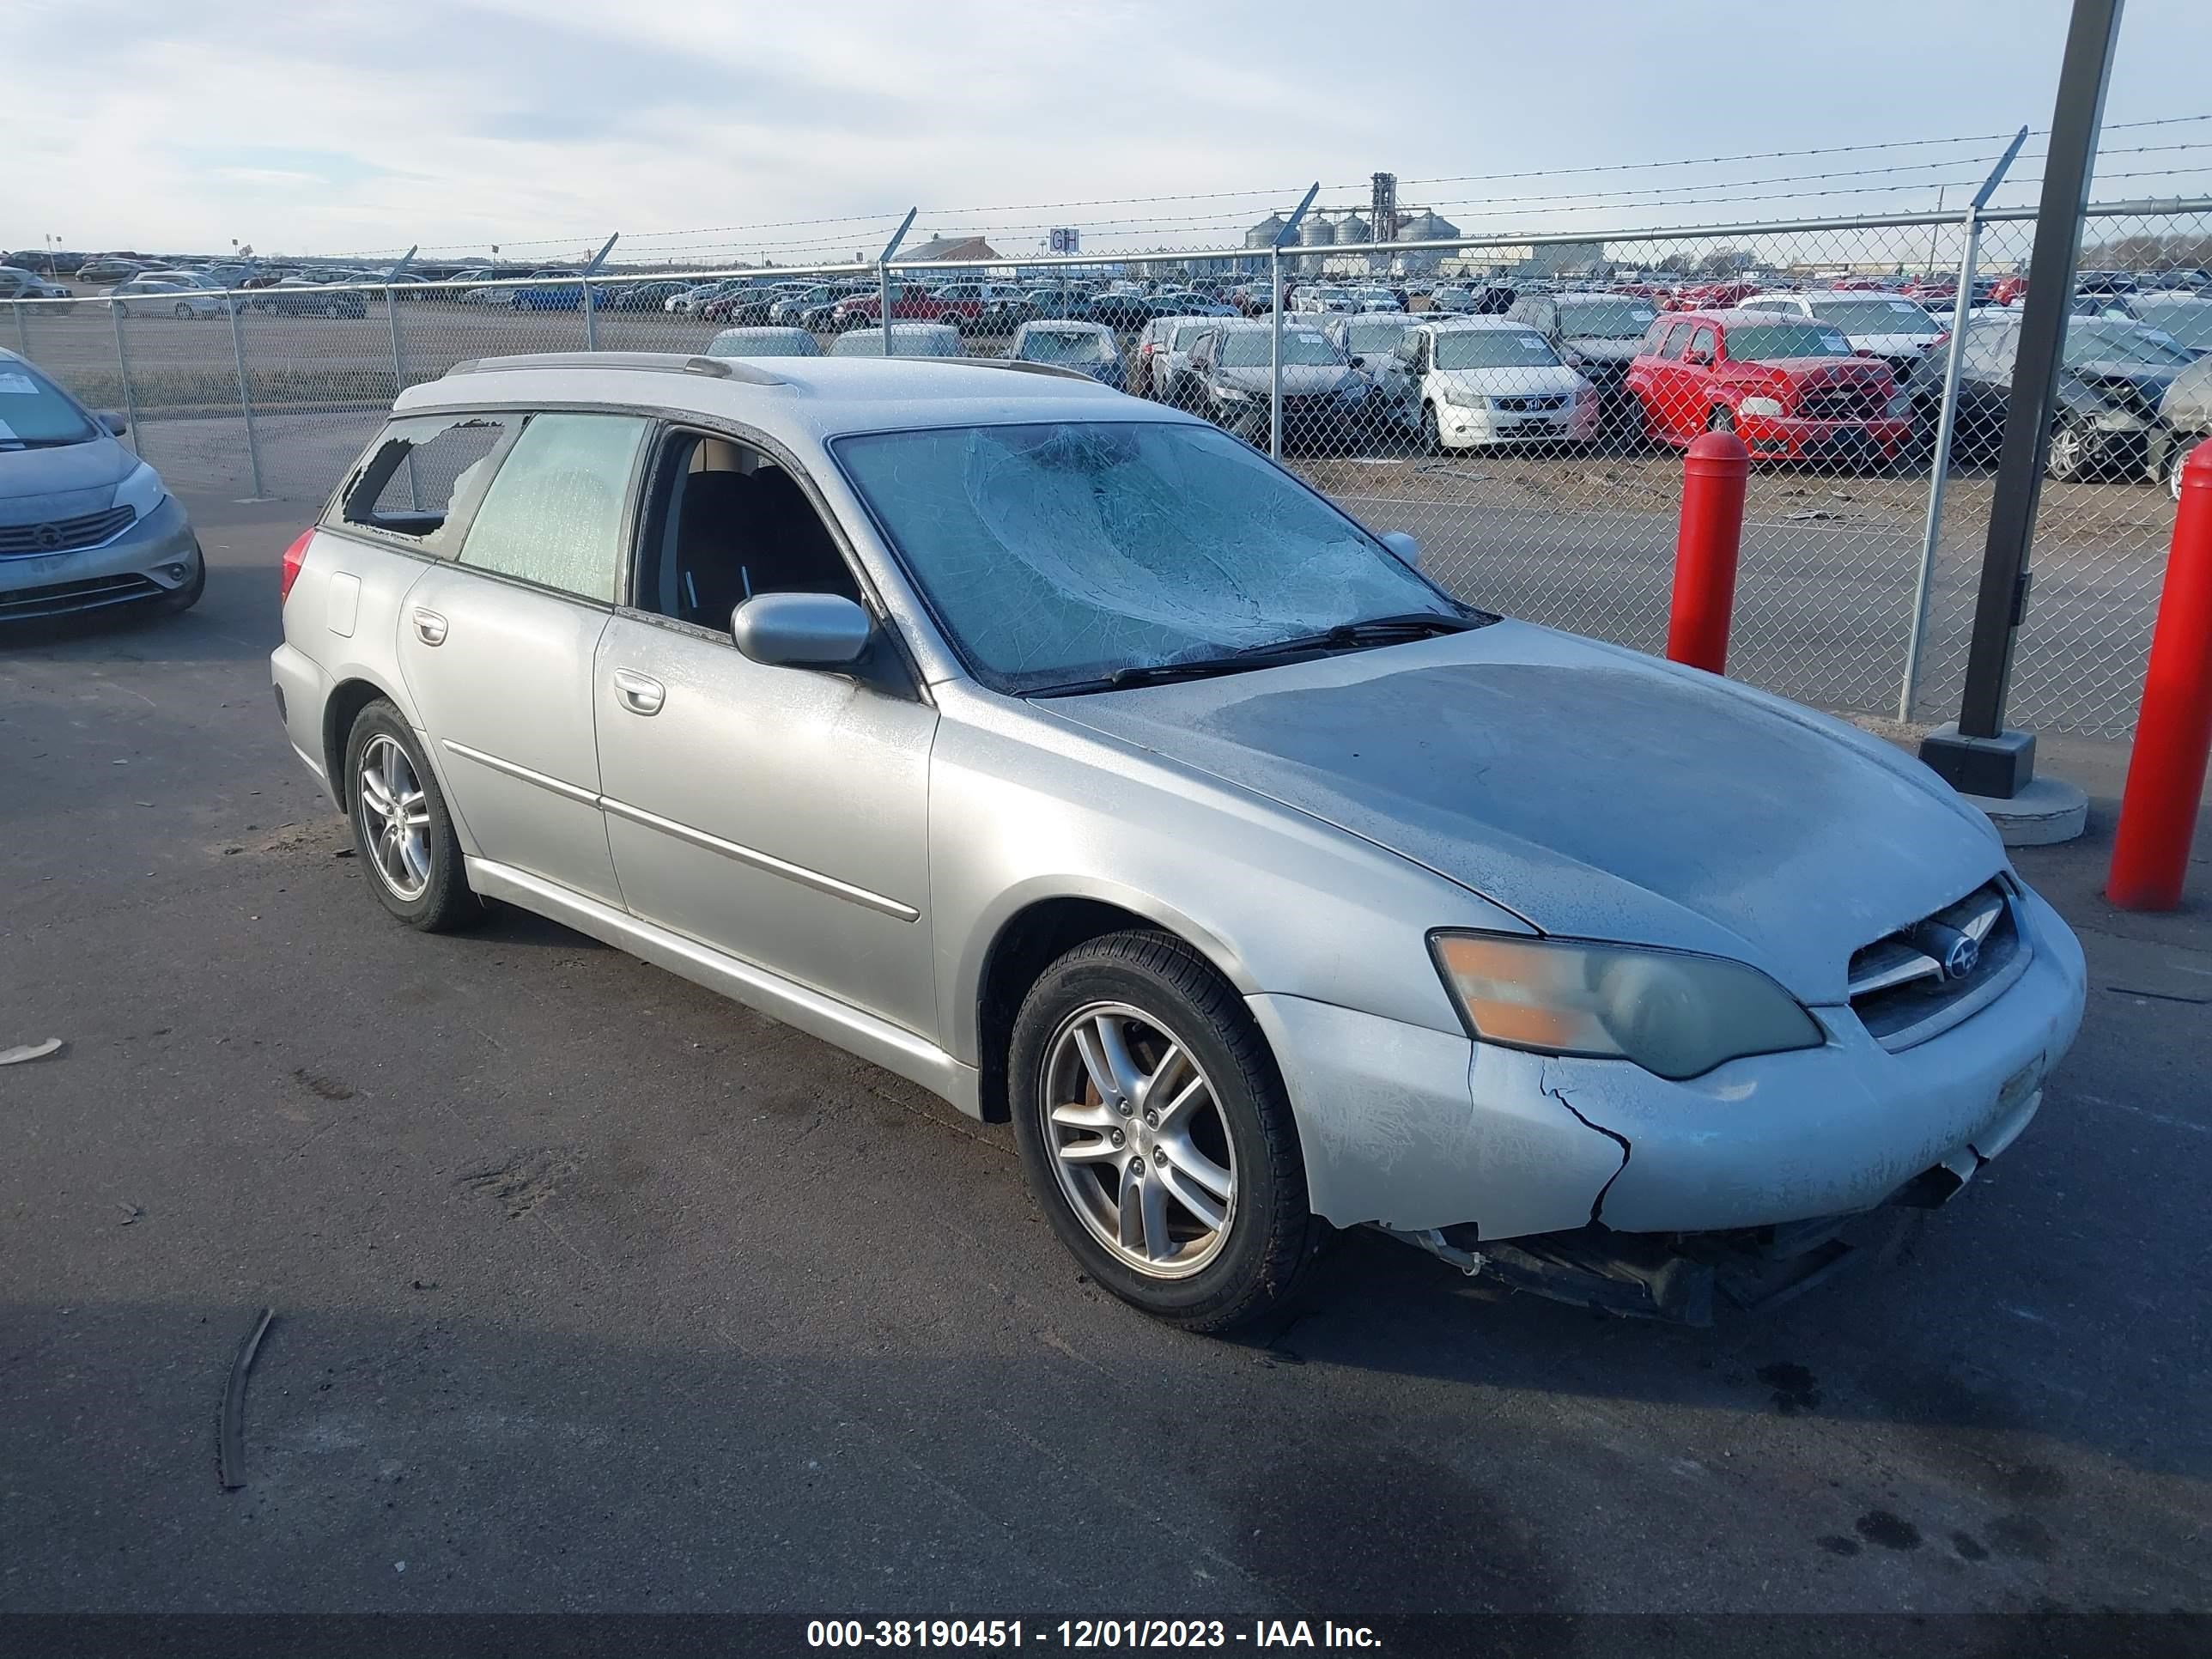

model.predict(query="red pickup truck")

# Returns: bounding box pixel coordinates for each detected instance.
[1626,309,1913,463]
[830,283,957,331]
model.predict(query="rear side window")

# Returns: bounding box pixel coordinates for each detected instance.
[337,413,514,550]
[457,413,651,603]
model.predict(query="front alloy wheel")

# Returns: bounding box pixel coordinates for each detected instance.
[2046,419,2094,483]
[1010,931,1323,1332]
[1042,1003,1237,1277]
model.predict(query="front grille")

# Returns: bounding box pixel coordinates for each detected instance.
[0,572,161,619]
[1797,386,1888,422]
[1494,394,1568,413]
[0,504,137,557]
[1847,879,2028,1051]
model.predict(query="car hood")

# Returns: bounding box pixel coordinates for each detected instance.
[0,434,137,522]
[1214,364,1356,395]
[1044,622,2002,1005]
[1844,333,1940,355]
[1432,362,1585,396]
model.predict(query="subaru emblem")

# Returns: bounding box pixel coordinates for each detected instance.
[1942,934,1981,980]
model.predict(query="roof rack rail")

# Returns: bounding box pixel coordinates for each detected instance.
[950,356,1102,384]
[441,351,785,386]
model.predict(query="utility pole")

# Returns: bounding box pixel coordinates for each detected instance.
[1917,0,2121,841]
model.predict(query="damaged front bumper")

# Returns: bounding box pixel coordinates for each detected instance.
[1248,880,2087,1320]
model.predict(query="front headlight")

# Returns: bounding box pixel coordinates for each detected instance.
[1738,396,1787,419]
[111,460,168,520]
[1441,381,1485,409]
[1429,932,1823,1081]
[1216,385,1250,403]
[1885,389,1914,417]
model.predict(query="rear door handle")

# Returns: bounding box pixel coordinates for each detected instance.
[411,607,447,647]
[611,669,665,716]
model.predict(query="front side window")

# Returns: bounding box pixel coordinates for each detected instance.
[632,430,860,628]
[458,413,650,602]
[833,421,1462,693]
[2063,319,2196,368]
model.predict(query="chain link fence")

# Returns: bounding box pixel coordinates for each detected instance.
[9,199,2209,735]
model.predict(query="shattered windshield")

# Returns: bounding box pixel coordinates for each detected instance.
[833,422,1457,692]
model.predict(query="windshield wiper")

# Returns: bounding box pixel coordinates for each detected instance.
[1023,612,1486,698]
[1235,610,1485,657]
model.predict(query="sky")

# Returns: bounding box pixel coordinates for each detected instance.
[6,0,2209,264]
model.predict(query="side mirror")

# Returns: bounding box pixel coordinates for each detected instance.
[1684,349,1711,367]
[732,592,872,670]
[98,410,129,436]
[1380,531,1421,571]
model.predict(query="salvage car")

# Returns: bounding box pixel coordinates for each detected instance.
[1738,290,1948,383]
[1905,311,2194,480]
[1185,320,1369,447]
[270,350,2085,1331]
[0,349,204,622]
[1505,292,1661,424]
[1008,320,1125,387]
[1629,311,1911,465]
[2148,353,2212,501]
[1384,319,1599,453]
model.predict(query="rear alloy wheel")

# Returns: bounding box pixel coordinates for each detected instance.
[1707,404,1736,434]
[1010,932,1323,1332]
[343,702,483,932]
[2045,419,2093,483]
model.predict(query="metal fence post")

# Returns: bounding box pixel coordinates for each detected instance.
[11,301,26,357]
[108,301,141,458]
[228,295,265,499]
[877,210,916,359]
[387,287,420,509]
[1899,130,2028,721]
[580,233,617,351]
[1269,185,1319,463]
[1269,247,1284,460]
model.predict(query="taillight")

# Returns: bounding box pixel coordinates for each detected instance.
[278,528,313,603]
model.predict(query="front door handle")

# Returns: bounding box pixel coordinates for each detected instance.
[411,607,447,647]
[611,669,665,716]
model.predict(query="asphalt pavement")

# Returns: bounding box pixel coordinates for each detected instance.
[2,495,2209,1625]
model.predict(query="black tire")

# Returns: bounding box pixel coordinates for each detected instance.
[1420,401,1443,455]
[173,301,193,319]
[1009,930,1324,1334]
[342,701,483,933]
[1706,404,1736,433]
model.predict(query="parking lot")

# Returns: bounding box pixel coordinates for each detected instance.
[7,298,2187,739]
[3,494,2209,1625]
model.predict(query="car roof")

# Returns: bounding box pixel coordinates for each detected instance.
[1013,319,1110,334]
[398,351,1153,444]
[1413,316,1538,331]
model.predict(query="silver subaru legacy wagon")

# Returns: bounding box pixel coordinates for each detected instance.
[271,350,2084,1331]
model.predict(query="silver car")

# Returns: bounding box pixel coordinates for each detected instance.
[0,349,204,621]
[271,351,2085,1332]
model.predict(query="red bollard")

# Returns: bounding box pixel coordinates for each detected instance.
[2108,441,2212,910]
[1666,429,1751,674]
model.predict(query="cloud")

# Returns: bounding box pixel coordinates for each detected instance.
[5,0,2209,263]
